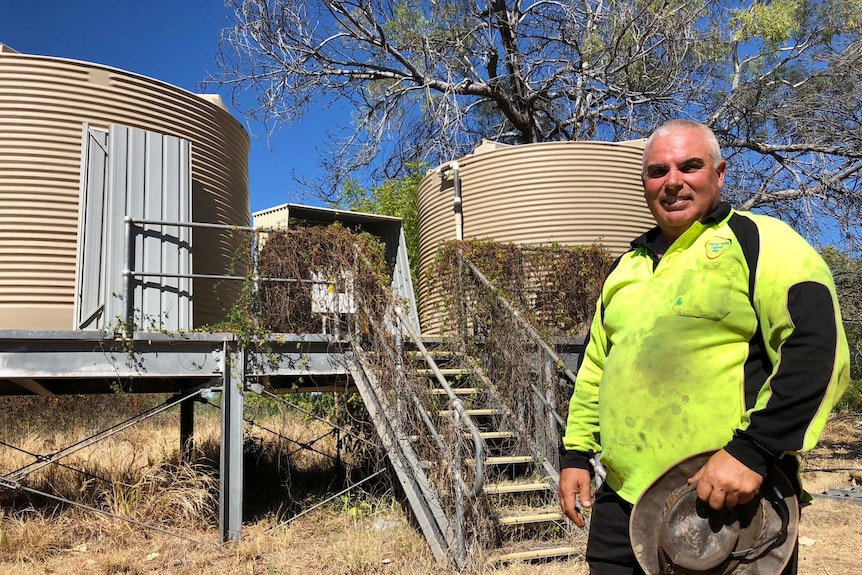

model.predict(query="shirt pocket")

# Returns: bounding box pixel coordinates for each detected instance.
[671,266,738,321]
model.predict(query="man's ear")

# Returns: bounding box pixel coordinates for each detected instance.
[716,160,727,188]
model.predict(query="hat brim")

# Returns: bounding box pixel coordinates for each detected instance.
[630,451,799,575]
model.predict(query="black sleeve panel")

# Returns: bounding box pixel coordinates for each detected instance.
[727,212,771,410]
[574,326,593,373]
[726,212,760,302]
[732,281,839,458]
[558,449,593,471]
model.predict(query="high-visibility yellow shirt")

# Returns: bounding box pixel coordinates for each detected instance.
[562,202,850,503]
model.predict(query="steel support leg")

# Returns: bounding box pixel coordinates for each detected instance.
[180,397,194,463]
[220,342,244,542]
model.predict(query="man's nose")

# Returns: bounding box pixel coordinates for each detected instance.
[665,168,683,191]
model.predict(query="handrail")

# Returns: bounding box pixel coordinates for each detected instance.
[351,300,479,566]
[120,217,346,335]
[459,250,579,386]
[348,346,457,566]
[392,305,486,499]
[531,383,566,427]
[458,250,610,483]
[129,216,257,232]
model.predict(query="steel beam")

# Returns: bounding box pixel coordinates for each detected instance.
[11,378,54,396]
[0,331,226,380]
[219,341,244,542]
[180,395,195,462]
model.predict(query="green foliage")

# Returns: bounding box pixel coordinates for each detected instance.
[730,0,803,47]
[289,391,337,417]
[835,377,862,412]
[821,246,862,412]
[243,392,287,419]
[341,162,425,287]
[821,246,862,322]
[383,0,429,44]
[203,229,258,341]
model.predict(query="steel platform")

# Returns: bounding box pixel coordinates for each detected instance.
[0,329,355,542]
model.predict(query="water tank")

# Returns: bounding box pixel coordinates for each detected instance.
[416,139,654,331]
[0,48,249,330]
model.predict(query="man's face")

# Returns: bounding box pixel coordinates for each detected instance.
[642,128,726,241]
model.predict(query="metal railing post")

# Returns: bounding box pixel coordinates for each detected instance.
[122,216,135,336]
[251,231,261,329]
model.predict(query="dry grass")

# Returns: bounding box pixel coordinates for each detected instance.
[0,398,858,574]
[798,414,862,575]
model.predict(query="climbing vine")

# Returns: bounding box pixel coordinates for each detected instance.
[432,239,613,448]
[434,239,613,338]
[255,224,389,335]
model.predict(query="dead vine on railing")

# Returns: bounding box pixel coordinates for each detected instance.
[432,239,613,456]
[434,239,612,337]
[213,224,489,558]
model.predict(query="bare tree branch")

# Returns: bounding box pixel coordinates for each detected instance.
[210,0,862,252]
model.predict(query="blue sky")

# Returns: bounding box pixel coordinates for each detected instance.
[0,0,335,214]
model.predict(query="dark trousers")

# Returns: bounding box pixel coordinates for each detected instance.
[586,482,799,575]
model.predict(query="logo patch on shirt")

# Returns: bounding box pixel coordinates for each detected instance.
[705,238,731,259]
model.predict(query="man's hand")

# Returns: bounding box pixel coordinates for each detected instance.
[558,467,592,528]
[688,449,763,509]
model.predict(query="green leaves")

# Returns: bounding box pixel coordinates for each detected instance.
[730,0,803,48]
[342,162,425,285]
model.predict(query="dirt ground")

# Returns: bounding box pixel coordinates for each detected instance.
[0,415,859,575]
[794,414,862,574]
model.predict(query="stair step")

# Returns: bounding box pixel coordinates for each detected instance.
[407,431,515,442]
[408,350,453,358]
[485,455,534,465]
[492,545,580,563]
[417,334,445,340]
[414,368,466,376]
[484,480,551,494]
[496,511,565,526]
[429,387,479,395]
[438,408,502,417]
[476,431,516,440]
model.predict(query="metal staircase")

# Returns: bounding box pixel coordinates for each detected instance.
[423,347,582,565]
[291,228,593,569]
[347,302,586,569]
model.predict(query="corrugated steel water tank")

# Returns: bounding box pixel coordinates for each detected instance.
[0,48,249,330]
[416,139,654,331]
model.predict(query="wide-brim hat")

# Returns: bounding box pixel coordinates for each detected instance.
[630,451,799,575]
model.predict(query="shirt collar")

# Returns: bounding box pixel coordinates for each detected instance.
[631,201,733,250]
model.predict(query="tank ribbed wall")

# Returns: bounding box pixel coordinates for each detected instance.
[0,53,250,330]
[417,140,653,331]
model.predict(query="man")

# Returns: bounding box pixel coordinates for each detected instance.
[558,120,850,575]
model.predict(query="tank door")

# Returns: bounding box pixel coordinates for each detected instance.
[75,124,192,332]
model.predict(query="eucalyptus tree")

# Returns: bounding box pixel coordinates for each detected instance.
[213,0,862,251]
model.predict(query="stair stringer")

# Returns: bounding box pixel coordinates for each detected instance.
[347,353,462,568]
